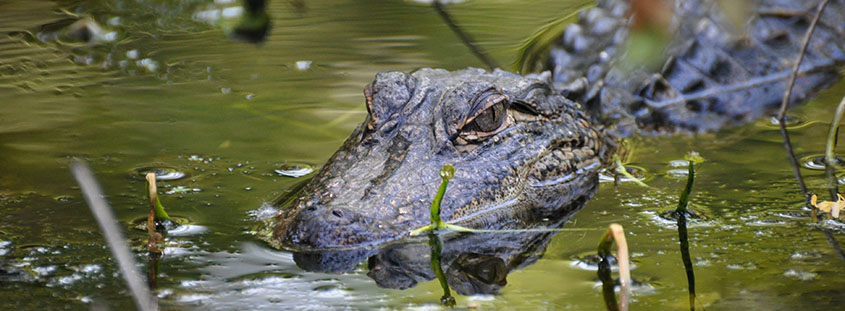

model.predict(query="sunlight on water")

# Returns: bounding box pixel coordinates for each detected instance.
[1,0,844,310]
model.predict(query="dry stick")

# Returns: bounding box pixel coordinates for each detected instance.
[433,0,499,70]
[824,229,845,261]
[145,173,164,290]
[778,125,810,206]
[781,116,845,262]
[773,0,845,262]
[776,0,829,121]
[776,0,829,208]
[598,224,631,311]
[71,161,158,311]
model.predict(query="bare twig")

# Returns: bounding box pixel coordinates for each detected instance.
[598,224,630,311]
[776,0,830,121]
[778,125,810,201]
[646,68,823,109]
[71,161,158,311]
[773,0,845,262]
[433,1,499,70]
[145,173,165,256]
[824,230,845,261]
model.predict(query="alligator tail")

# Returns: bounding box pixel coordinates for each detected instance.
[545,0,845,135]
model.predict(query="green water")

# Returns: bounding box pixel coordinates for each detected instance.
[1,0,844,310]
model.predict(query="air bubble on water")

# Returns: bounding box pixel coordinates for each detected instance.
[275,163,314,177]
[800,154,844,170]
[295,61,312,71]
[133,166,186,181]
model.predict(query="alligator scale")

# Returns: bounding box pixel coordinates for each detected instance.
[274,0,845,253]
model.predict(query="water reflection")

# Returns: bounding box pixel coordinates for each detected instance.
[229,0,273,44]
[290,184,595,296]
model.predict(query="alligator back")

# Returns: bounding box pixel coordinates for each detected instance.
[545,0,845,135]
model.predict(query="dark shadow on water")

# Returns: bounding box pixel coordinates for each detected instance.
[230,0,273,44]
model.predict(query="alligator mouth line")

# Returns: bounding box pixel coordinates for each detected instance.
[448,197,520,225]
[530,161,601,188]
[447,160,601,227]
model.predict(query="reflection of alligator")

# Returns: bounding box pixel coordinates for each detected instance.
[274,0,844,257]
[292,187,595,295]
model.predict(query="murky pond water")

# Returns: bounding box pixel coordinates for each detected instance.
[2,0,844,310]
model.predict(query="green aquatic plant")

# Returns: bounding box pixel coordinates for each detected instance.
[428,233,456,307]
[409,165,476,236]
[823,95,845,199]
[676,152,704,213]
[676,151,704,311]
[613,154,649,188]
[515,7,586,74]
[145,173,172,222]
[145,173,175,258]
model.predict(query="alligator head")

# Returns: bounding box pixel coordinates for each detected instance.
[274,68,610,250]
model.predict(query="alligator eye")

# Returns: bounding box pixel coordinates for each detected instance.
[455,88,510,143]
[466,101,507,133]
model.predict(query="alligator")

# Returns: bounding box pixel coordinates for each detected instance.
[273,0,845,253]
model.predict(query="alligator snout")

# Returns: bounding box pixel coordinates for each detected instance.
[278,204,400,250]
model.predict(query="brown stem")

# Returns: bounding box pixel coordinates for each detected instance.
[776,0,830,121]
[598,224,631,311]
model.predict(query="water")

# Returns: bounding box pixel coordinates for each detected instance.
[1,0,844,310]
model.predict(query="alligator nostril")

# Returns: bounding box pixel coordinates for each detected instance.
[331,209,344,218]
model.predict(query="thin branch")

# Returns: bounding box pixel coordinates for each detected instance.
[433,1,499,70]
[824,230,845,262]
[773,0,845,262]
[71,161,158,311]
[776,0,830,121]
[779,124,809,199]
